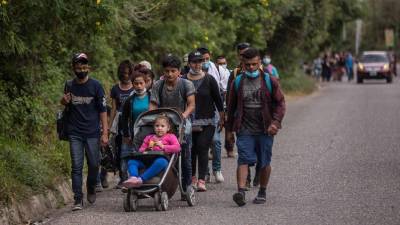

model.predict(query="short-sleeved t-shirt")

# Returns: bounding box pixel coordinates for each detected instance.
[110,84,134,112]
[66,78,107,138]
[132,94,150,122]
[240,76,264,134]
[150,78,195,112]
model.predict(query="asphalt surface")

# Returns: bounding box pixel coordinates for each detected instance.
[46,77,400,225]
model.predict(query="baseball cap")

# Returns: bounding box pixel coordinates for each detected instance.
[188,51,203,62]
[236,42,250,51]
[72,53,88,64]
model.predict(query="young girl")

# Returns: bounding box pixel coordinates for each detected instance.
[123,115,180,188]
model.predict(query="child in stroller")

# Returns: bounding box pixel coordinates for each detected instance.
[122,108,196,212]
[123,115,180,188]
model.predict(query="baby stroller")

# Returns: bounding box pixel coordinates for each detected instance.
[122,108,196,212]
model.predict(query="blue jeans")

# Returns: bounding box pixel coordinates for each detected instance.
[211,129,222,172]
[69,135,100,201]
[182,119,192,191]
[128,157,168,181]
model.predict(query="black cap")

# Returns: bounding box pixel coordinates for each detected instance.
[188,51,203,62]
[72,53,88,64]
[196,47,210,55]
[236,42,250,51]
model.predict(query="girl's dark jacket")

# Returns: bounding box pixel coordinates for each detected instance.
[120,90,151,139]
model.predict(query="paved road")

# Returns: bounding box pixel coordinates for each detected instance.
[46,78,400,225]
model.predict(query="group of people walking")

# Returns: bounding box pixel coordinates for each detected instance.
[60,42,286,211]
[312,51,354,82]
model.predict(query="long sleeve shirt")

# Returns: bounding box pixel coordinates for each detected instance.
[139,133,181,154]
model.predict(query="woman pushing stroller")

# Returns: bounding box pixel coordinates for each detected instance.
[122,115,180,188]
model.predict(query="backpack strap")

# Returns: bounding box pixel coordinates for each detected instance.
[234,73,272,94]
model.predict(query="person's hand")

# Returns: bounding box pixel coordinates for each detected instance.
[101,133,109,147]
[62,93,71,105]
[218,112,225,131]
[122,137,131,145]
[155,141,164,148]
[267,124,279,136]
[226,131,234,144]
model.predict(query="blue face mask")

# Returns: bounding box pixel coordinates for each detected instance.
[202,61,211,71]
[245,70,260,78]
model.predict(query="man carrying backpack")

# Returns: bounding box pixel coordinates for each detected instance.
[60,53,108,211]
[226,48,285,207]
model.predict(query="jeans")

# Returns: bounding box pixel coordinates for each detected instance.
[211,129,222,172]
[69,135,100,201]
[127,157,168,181]
[182,119,192,191]
[192,125,215,180]
[119,142,132,182]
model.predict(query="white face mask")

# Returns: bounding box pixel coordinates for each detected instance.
[263,57,271,65]
[220,64,228,69]
[136,88,147,95]
[189,68,202,75]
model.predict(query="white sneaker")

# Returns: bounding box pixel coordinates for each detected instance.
[213,171,224,183]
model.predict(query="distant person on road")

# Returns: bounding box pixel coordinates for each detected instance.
[60,53,108,211]
[322,54,332,82]
[345,52,354,82]
[313,55,323,81]
[226,48,286,206]
[262,53,279,78]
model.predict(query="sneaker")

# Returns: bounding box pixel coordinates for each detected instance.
[213,171,224,183]
[101,177,109,189]
[205,174,211,183]
[87,188,96,204]
[197,179,207,192]
[253,193,266,204]
[95,183,103,192]
[243,180,251,191]
[122,177,140,189]
[191,176,198,189]
[72,199,83,211]
[208,151,213,160]
[233,191,246,207]
[227,151,235,158]
[115,180,123,189]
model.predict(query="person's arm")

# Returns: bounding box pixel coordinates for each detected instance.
[182,94,195,119]
[225,78,237,132]
[149,101,158,110]
[100,112,109,146]
[139,135,152,152]
[162,134,181,153]
[209,76,225,129]
[109,99,117,128]
[268,78,286,135]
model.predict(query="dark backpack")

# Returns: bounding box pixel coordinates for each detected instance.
[57,80,72,141]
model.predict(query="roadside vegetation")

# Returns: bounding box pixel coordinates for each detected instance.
[0,0,362,203]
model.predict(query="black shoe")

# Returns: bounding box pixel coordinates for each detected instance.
[87,188,96,204]
[253,193,266,204]
[233,191,246,207]
[72,199,83,211]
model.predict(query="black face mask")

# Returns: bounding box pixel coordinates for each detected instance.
[75,71,88,79]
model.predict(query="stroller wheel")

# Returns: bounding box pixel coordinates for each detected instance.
[154,192,162,211]
[123,191,138,212]
[186,186,196,207]
[161,192,169,211]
